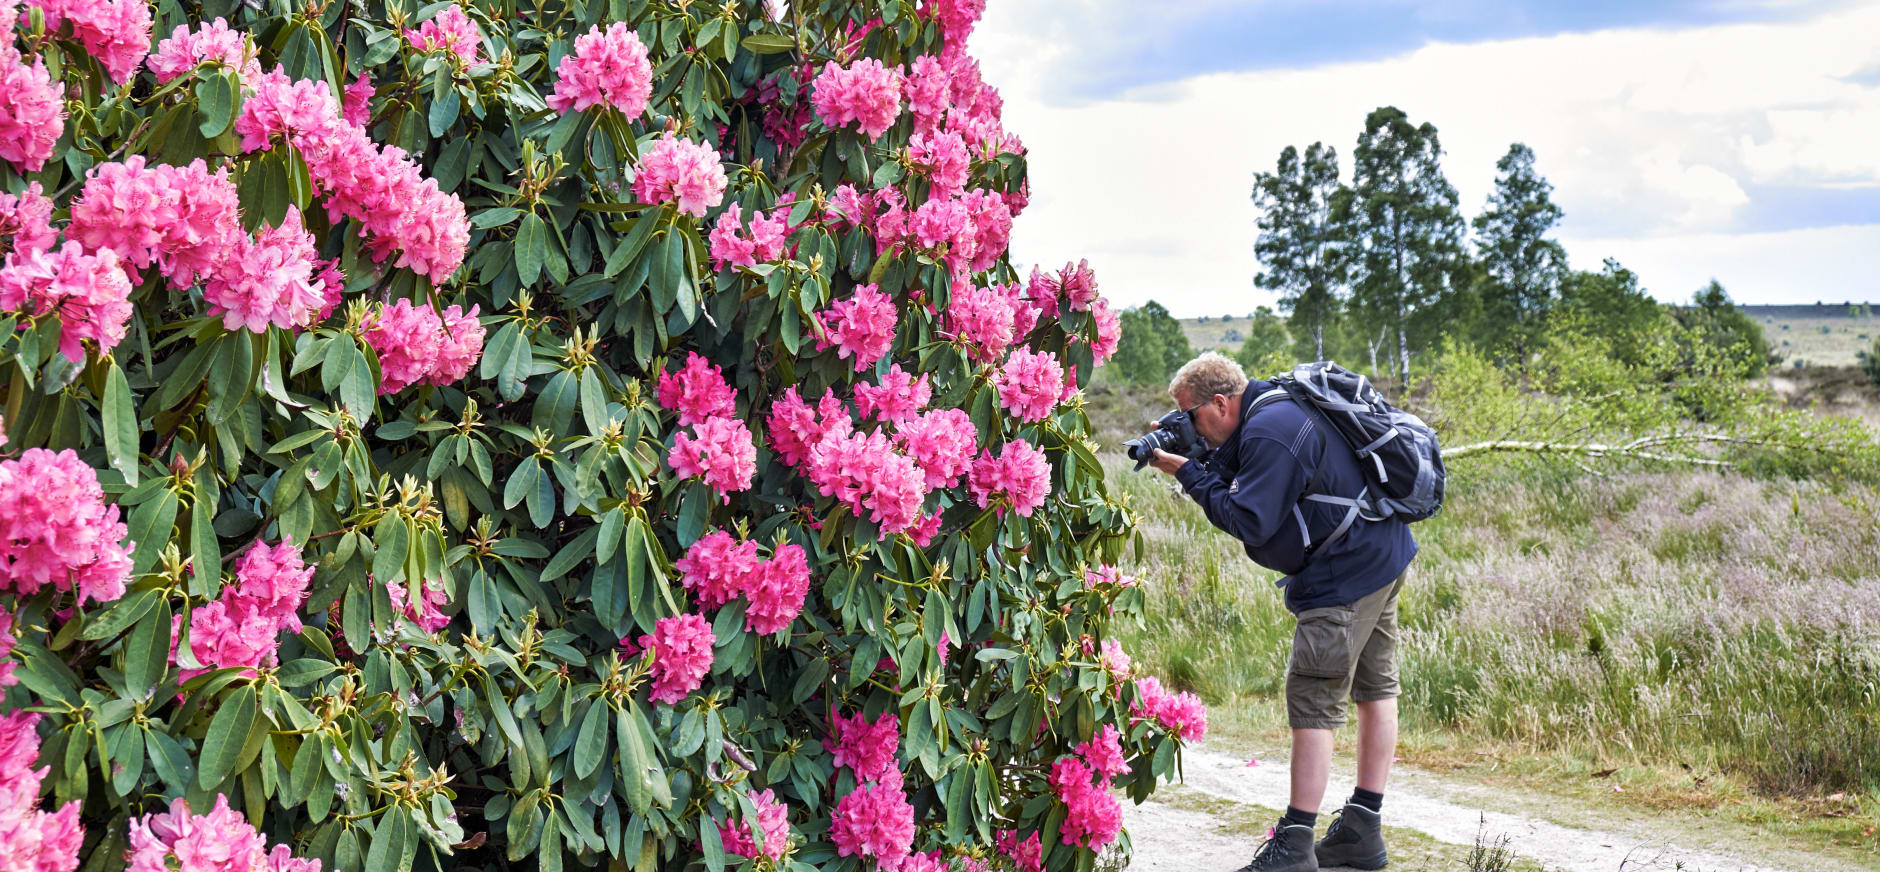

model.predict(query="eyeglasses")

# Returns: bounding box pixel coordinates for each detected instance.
[1183,400,1206,420]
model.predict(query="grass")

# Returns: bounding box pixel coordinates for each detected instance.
[1090,383,1880,860]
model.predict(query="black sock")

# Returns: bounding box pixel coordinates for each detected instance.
[1350,787,1384,813]
[1281,806,1317,829]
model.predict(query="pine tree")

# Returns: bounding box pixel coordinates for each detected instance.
[1252,142,1348,360]
[1473,143,1567,360]
[1346,106,1465,382]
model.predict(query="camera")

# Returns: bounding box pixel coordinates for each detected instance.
[1124,408,1207,470]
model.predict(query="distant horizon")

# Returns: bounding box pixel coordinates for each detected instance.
[1151,300,1880,320]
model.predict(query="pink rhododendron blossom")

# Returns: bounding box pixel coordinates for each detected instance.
[811,58,903,141]
[641,613,714,705]
[0,711,84,872]
[1089,298,1120,365]
[176,540,314,679]
[669,417,757,501]
[656,352,737,427]
[0,613,18,687]
[547,23,652,117]
[894,408,976,490]
[204,208,329,333]
[1026,265,1062,319]
[717,788,790,860]
[904,55,951,130]
[871,189,908,254]
[0,243,134,362]
[1132,676,1209,743]
[907,196,971,258]
[743,544,810,635]
[946,282,1020,360]
[1078,724,1129,779]
[125,795,319,872]
[147,17,258,82]
[0,184,55,260]
[1058,259,1100,311]
[805,430,927,534]
[1085,565,1138,589]
[960,189,1012,273]
[767,386,852,468]
[827,710,900,782]
[674,530,759,611]
[826,184,871,229]
[922,0,986,41]
[0,26,65,173]
[405,6,483,65]
[995,348,1065,423]
[386,578,451,633]
[362,300,484,393]
[967,439,1050,517]
[828,780,914,864]
[817,283,897,371]
[30,0,151,82]
[1003,179,1031,217]
[907,511,942,547]
[1100,639,1132,685]
[342,74,374,127]
[68,156,242,291]
[1049,757,1122,849]
[0,449,132,605]
[907,131,970,199]
[997,830,1044,872]
[853,365,930,424]
[632,134,727,217]
[707,203,791,271]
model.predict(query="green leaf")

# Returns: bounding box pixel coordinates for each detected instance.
[195,70,239,138]
[198,684,257,789]
[124,597,171,697]
[676,485,707,546]
[191,472,222,596]
[128,488,180,574]
[428,69,460,136]
[700,814,725,872]
[579,366,610,435]
[516,214,547,286]
[615,704,652,813]
[364,808,411,872]
[372,517,410,584]
[277,658,337,687]
[103,361,138,486]
[573,699,609,778]
[739,33,795,54]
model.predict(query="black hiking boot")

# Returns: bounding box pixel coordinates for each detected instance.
[1238,821,1318,872]
[1314,804,1388,869]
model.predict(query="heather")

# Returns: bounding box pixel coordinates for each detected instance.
[0,1,1196,870]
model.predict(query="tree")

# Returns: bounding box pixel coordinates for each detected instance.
[1252,142,1348,359]
[1236,306,1292,370]
[1113,301,1192,384]
[1473,143,1567,360]
[0,3,1188,870]
[1863,335,1880,387]
[1556,258,1664,358]
[1674,280,1777,376]
[1346,107,1466,382]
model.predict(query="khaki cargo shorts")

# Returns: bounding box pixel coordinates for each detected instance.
[1285,572,1406,730]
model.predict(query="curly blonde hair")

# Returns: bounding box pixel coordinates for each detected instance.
[1168,352,1248,405]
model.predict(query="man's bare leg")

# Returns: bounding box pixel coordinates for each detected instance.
[1354,698,1398,793]
[1289,727,1334,813]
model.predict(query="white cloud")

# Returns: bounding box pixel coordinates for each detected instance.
[971,2,1880,315]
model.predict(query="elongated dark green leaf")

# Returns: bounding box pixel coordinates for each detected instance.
[195,70,238,137]
[80,588,161,641]
[372,517,409,584]
[516,214,547,286]
[124,597,171,696]
[739,33,795,53]
[573,698,609,778]
[615,704,651,813]
[198,684,257,789]
[103,361,138,485]
[364,808,411,872]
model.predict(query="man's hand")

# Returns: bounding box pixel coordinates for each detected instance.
[1147,449,1187,475]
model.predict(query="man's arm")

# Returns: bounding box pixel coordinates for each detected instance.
[1162,439,1305,549]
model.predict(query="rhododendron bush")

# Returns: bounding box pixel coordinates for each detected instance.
[0,0,1195,868]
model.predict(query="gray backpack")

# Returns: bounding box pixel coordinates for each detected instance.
[1248,361,1446,556]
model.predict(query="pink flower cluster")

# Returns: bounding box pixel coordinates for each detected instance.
[0,613,18,688]
[0,2,64,175]
[0,448,132,606]
[386,577,450,633]
[996,830,1044,872]
[204,208,338,333]
[817,283,898,371]
[405,5,483,65]
[1077,724,1129,779]
[669,417,757,503]
[907,131,970,199]
[946,281,1033,360]
[674,532,811,634]
[0,711,83,872]
[717,788,790,860]
[767,387,852,467]
[342,75,374,127]
[633,134,727,218]
[361,299,485,394]
[238,68,469,283]
[0,242,134,362]
[1049,755,1123,850]
[1084,565,1139,589]
[853,365,930,424]
[1029,259,1100,315]
[656,352,738,427]
[126,795,319,872]
[1099,639,1132,685]
[0,184,55,260]
[811,58,904,141]
[805,429,925,534]
[1133,676,1208,743]
[996,348,1065,423]
[959,189,1013,273]
[146,17,259,82]
[922,0,987,42]
[826,710,899,782]
[967,439,1050,517]
[175,540,314,680]
[547,23,652,117]
[69,156,242,291]
[641,613,715,705]
[903,45,1014,156]
[894,409,976,490]
[29,0,151,82]
[707,204,790,271]
[1090,298,1120,365]
[827,779,914,865]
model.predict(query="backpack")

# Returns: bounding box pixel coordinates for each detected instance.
[1247,361,1446,557]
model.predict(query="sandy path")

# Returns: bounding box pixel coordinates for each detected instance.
[1125,746,1872,872]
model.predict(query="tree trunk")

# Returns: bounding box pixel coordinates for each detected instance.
[1396,311,1411,383]
[1313,322,1324,361]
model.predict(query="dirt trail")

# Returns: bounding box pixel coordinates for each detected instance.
[1126,746,1872,872]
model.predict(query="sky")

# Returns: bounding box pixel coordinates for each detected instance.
[969,0,1880,317]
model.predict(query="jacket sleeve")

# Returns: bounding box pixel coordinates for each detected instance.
[1173,436,1307,550]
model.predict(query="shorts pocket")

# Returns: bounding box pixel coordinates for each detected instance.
[1290,606,1355,679]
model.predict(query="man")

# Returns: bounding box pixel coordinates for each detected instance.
[1147,352,1416,872]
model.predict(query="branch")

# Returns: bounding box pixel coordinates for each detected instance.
[1444,439,1733,468]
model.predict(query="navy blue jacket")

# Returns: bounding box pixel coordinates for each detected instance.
[1173,380,1416,612]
